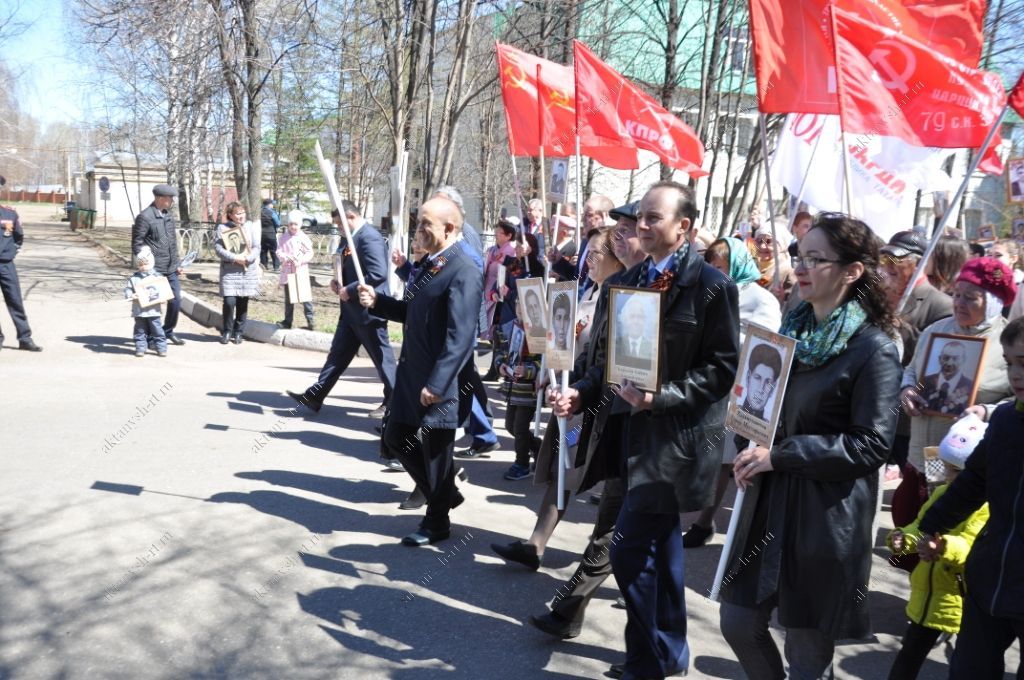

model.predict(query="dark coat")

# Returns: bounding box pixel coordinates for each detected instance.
[920,400,1024,621]
[132,204,179,274]
[338,223,391,326]
[370,244,482,429]
[719,324,901,640]
[0,206,23,262]
[573,245,740,514]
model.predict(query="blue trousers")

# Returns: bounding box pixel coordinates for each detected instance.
[305,313,397,407]
[610,503,689,678]
[133,317,166,353]
[162,270,181,335]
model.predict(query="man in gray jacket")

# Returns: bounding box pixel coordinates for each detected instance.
[132,184,184,345]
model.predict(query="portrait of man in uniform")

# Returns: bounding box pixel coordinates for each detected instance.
[919,335,986,417]
[738,342,783,423]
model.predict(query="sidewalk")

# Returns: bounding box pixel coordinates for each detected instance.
[0,212,1014,679]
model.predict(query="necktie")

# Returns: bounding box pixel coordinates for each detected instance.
[646,265,660,288]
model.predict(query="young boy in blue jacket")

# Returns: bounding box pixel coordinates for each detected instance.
[917,316,1024,677]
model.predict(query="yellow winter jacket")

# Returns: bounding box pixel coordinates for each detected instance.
[886,484,990,633]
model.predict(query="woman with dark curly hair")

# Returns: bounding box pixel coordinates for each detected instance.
[718,213,902,678]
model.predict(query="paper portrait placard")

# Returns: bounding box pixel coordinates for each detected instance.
[918,333,988,419]
[605,286,663,393]
[547,158,568,204]
[133,275,173,308]
[1008,157,1024,204]
[287,270,313,303]
[519,277,548,354]
[725,324,797,448]
[545,280,578,371]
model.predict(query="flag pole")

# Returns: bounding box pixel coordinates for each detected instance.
[785,126,824,232]
[828,4,856,217]
[896,105,1010,315]
[574,135,583,248]
[534,62,551,440]
[314,141,364,286]
[757,113,781,288]
[510,156,531,276]
[709,444,755,601]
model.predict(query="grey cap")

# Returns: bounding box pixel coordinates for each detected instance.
[153,183,178,197]
[609,201,639,222]
[881,230,926,258]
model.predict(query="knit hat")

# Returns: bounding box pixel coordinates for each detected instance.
[135,246,153,267]
[957,257,1017,306]
[286,210,304,226]
[754,221,793,246]
[938,413,988,470]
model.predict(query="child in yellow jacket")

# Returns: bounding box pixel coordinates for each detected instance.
[886,414,990,679]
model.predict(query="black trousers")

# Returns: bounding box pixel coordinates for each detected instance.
[888,621,942,680]
[950,594,1024,679]
[260,235,279,269]
[551,476,625,625]
[0,260,32,342]
[282,284,314,328]
[305,313,396,406]
[383,421,457,532]
[222,296,249,335]
[505,403,539,467]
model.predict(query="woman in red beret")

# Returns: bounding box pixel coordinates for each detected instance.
[900,257,1017,484]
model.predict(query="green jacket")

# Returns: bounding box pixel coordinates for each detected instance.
[887,484,990,633]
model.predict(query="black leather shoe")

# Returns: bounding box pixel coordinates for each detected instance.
[401,527,450,547]
[380,457,404,472]
[18,340,42,352]
[612,596,626,609]
[605,663,624,679]
[286,390,321,413]
[450,490,465,510]
[454,441,500,458]
[367,403,387,418]
[491,540,541,570]
[682,522,715,549]
[231,333,243,345]
[219,332,230,345]
[399,487,426,510]
[166,333,185,346]
[529,611,582,639]
[456,467,468,482]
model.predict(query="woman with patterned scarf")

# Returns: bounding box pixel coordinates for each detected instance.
[719,213,902,679]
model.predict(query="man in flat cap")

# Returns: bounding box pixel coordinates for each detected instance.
[133,184,185,345]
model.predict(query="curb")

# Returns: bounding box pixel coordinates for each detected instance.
[77,230,133,266]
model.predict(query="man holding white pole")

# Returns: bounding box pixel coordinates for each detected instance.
[550,181,739,679]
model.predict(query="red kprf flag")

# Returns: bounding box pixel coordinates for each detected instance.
[573,41,707,176]
[831,6,1004,149]
[496,43,637,169]
[749,0,986,114]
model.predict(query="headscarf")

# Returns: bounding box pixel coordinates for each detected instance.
[723,237,762,285]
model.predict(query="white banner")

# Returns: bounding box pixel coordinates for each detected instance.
[771,113,952,242]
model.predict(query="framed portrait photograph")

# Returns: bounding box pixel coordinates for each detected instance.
[518,277,548,353]
[917,333,988,418]
[605,286,663,393]
[977,224,996,243]
[1013,219,1024,240]
[725,324,797,448]
[1008,157,1024,204]
[220,225,250,257]
[547,158,568,204]
[133,275,173,308]
[545,280,578,371]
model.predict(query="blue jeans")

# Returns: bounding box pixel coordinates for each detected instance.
[162,270,181,335]
[466,394,497,447]
[134,317,166,353]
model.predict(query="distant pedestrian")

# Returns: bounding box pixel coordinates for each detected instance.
[132,183,184,345]
[214,201,261,344]
[124,246,167,357]
[260,198,281,271]
[0,203,42,351]
[277,210,314,330]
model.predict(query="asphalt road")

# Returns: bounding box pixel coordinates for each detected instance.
[0,213,1017,679]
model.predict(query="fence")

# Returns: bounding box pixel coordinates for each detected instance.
[176,225,341,266]
[0,190,70,204]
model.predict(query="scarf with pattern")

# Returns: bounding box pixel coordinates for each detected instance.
[780,299,867,368]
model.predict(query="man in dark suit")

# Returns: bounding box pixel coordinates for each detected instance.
[920,340,973,414]
[0,204,41,351]
[287,200,396,417]
[614,294,654,371]
[551,181,739,679]
[357,196,483,546]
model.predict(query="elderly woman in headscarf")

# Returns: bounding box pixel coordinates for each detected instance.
[752,220,797,305]
[682,237,783,547]
[901,257,1017,486]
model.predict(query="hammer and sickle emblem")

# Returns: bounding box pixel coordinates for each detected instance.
[869,39,916,95]
[503,62,528,89]
[548,89,573,112]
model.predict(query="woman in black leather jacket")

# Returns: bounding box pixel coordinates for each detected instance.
[719,213,902,679]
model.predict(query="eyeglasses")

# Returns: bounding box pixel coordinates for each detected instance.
[793,255,842,270]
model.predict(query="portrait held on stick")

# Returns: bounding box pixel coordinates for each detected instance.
[724,325,796,447]
[518,277,548,351]
[545,280,577,371]
[220,225,251,258]
[605,285,663,392]
[917,333,987,418]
